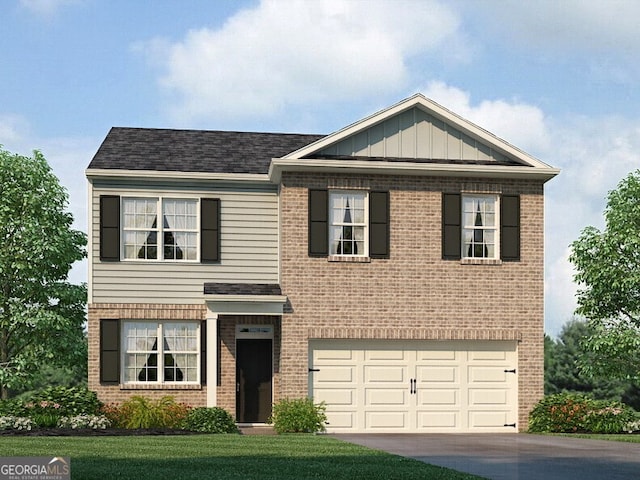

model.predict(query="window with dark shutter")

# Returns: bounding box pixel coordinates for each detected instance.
[442,193,461,260]
[100,195,120,261]
[100,319,120,384]
[309,190,328,256]
[201,198,220,263]
[501,195,520,261]
[369,191,390,258]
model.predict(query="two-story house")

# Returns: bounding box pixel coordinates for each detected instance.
[86,94,559,433]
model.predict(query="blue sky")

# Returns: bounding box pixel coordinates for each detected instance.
[2,0,640,336]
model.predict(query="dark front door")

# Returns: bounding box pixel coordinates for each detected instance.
[236,339,273,423]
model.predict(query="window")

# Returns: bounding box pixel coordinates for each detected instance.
[462,195,498,259]
[329,191,367,256]
[122,197,198,261]
[308,189,389,259]
[442,193,520,262]
[123,321,199,384]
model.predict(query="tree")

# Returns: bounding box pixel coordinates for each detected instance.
[0,147,87,399]
[570,170,640,381]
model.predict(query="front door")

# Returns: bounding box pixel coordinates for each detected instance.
[236,339,273,423]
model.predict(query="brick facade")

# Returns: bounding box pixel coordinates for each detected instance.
[277,172,545,430]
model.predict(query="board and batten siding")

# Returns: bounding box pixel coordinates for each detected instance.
[319,107,510,163]
[90,182,279,304]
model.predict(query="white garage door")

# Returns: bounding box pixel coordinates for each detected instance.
[309,339,518,433]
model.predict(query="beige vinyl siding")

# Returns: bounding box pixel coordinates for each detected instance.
[320,107,510,163]
[90,182,279,304]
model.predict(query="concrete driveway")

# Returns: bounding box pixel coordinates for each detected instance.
[334,434,640,480]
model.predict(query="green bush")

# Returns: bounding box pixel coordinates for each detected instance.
[0,399,28,417]
[28,386,102,416]
[181,407,238,433]
[529,392,635,433]
[269,398,326,434]
[111,396,190,429]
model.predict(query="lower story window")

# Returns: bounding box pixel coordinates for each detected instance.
[123,321,199,384]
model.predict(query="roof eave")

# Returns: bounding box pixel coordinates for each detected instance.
[85,168,272,184]
[269,158,560,183]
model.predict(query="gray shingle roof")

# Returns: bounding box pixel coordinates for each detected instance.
[204,283,282,296]
[88,127,325,174]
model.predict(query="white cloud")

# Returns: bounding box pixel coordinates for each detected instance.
[136,0,466,125]
[19,0,81,16]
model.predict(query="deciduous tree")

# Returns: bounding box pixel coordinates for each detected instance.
[570,170,640,381]
[0,147,86,399]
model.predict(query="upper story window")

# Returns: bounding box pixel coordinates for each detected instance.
[122,321,199,384]
[462,195,498,259]
[122,197,198,261]
[442,192,520,262]
[329,191,368,256]
[308,189,389,259]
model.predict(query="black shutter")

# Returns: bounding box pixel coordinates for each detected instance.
[100,319,120,384]
[100,195,120,261]
[201,198,220,263]
[501,195,520,261]
[369,191,390,258]
[308,189,328,257]
[200,320,207,385]
[442,193,461,260]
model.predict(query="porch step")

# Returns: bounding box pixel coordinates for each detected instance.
[237,425,276,435]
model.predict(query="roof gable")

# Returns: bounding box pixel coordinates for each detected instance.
[283,94,551,170]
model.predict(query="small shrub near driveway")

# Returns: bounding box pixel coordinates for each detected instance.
[181,407,238,433]
[529,392,636,433]
[269,397,326,434]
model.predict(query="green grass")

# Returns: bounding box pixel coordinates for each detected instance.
[0,434,484,480]
[543,433,640,443]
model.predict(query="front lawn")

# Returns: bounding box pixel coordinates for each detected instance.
[0,434,483,480]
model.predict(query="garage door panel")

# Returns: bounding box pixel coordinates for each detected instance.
[365,349,408,361]
[469,410,511,428]
[417,349,456,361]
[313,348,354,361]
[324,411,356,429]
[315,389,354,405]
[468,366,509,383]
[364,365,406,383]
[418,411,458,428]
[366,411,407,429]
[366,388,407,406]
[469,388,508,406]
[315,366,354,383]
[418,365,458,383]
[419,389,458,406]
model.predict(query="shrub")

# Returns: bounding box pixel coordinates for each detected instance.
[529,392,636,433]
[0,416,34,431]
[181,407,238,434]
[269,398,326,434]
[57,414,111,430]
[26,386,102,416]
[0,399,28,417]
[106,396,191,429]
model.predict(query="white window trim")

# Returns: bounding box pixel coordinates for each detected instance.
[329,190,369,258]
[121,320,201,386]
[120,196,200,262]
[461,194,500,260]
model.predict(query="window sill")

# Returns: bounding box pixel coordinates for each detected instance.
[328,255,371,263]
[460,258,502,266]
[120,383,202,390]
